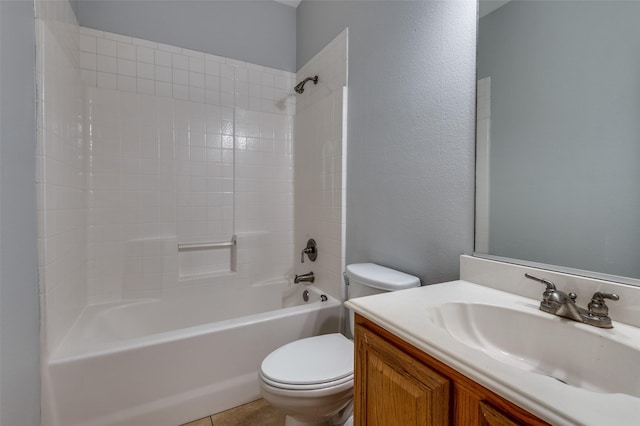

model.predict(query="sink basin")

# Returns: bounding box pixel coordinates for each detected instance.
[427,302,640,398]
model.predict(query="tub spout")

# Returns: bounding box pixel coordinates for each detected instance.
[294,272,315,284]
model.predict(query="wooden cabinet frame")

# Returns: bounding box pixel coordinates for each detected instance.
[354,315,549,426]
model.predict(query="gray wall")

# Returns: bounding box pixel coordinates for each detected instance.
[478,1,640,278]
[297,1,477,284]
[0,0,40,425]
[75,0,297,72]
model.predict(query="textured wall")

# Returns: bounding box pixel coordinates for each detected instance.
[75,0,297,72]
[297,1,477,284]
[0,0,40,424]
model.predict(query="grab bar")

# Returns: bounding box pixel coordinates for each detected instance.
[178,238,236,250]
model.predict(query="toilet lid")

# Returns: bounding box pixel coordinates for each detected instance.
[261,333,353,386]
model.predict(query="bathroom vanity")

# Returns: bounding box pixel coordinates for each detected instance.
[354,314,547,425]
[354,315,548,426]
[345,256,640,426]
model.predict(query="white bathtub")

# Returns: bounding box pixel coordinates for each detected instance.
[43,279,342,426]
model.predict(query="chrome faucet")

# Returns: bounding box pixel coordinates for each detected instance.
[525,273,619,328]
[294,272,315,284]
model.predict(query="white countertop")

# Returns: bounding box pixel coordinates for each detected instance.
[345,280,640,426]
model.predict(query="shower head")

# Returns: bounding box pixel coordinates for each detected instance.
[294,76,318,94]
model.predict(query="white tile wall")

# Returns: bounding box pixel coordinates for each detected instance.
[294,29,349,299]
[85,86,293,301]
[235,109,295,282]
[84,35,297,301]
[85,89,176,301]
[35,0,87,355]
[38,15,337,354]
[79,27,296,115]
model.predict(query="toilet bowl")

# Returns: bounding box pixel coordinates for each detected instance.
[260,334,354,426]
[258,263,420,426]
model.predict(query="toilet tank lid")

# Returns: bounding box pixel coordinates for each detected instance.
[346,263,420,291]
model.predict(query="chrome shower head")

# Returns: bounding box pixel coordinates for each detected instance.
[294,75,318,94]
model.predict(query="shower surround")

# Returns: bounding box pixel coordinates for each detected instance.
[80,29,296,305]
[37,1,348,425]
[38,0,297,354]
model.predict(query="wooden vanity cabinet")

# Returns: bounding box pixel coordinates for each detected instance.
[354,315,550,426]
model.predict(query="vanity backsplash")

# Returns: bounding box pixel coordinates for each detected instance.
[461,255,640,329]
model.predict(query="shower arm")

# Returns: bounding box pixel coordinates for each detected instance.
[294,76,319,94]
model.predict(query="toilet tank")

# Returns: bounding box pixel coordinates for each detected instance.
[345,263,420,337]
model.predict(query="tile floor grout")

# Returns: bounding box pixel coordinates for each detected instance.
[181,398,285,426]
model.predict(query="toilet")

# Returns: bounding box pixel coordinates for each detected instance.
[259,263,420,426]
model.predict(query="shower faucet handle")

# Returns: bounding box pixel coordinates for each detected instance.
[300,239,317,263]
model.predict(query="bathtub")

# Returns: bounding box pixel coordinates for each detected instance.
[43,279,342,426]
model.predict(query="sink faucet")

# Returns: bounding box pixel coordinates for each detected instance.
[525,273,619,328]
[294,272,315,284]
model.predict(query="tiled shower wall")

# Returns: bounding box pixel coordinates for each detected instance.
[37,6,297,352]
[35,0,86,355]
[37,3,345,354]
[84,89,180,302]
[78,27,295,113]
[81,29,296,303]
[294,30,348,299]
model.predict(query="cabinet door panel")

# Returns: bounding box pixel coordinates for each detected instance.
[355,326,450,426]
[479,401,523,426]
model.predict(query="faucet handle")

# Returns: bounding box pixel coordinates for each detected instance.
[593,292,620,301]
[588,292,619,317]
[525,273,557,293]
[300,239,317,263]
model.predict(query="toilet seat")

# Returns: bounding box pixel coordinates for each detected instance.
[260,372,353,391]
[260,333,353,391]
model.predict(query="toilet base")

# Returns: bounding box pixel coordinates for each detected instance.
[285,416,328,426]
[284,409,352,426]
[282,404,353,426]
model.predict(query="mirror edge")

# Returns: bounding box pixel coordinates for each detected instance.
[472,252,640,287]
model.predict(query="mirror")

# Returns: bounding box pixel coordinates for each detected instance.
[476,0,640,284]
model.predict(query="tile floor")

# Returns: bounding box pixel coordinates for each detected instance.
[182,399,285,426]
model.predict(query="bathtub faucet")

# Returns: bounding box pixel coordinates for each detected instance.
[294,272,315,284]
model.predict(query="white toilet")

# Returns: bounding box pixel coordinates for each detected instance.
[259,263,420,426]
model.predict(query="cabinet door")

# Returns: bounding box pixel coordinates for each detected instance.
[355,325,450,426]
[478,401,523,426]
